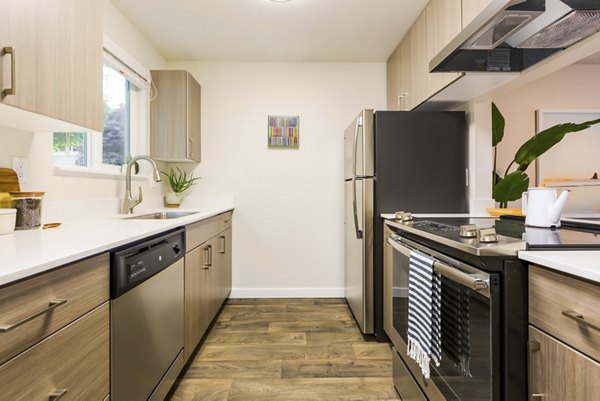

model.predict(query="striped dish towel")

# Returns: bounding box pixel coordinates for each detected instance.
[407,250,442,379]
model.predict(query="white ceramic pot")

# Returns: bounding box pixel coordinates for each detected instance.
[165,192,182,208]
[0,208,17,234]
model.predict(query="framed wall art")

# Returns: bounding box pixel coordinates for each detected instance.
[268,115,299,149]
[535,109,600,187]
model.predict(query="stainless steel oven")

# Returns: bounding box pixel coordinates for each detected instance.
[384,218,528,401]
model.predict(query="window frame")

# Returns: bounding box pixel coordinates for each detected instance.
[53,36,150,176]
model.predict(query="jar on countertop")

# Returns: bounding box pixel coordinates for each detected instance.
[10,192,45,230]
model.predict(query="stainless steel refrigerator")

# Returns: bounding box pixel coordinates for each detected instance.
[344,109,468,340]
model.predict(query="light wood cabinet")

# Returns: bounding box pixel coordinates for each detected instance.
[0,254,109,401]
[462,0,493,28]
[150,70,201,162]
[406,10,428,111]
[184,244,209,361]
[0,303,109,401]
[0,0,103,131]
[529,326,600,400]
[219,228,233,301]
[0,254,109,365]
[386,14,420,111]
[184,212,233,360]
[528,265,600,400]
[426,0,462,95]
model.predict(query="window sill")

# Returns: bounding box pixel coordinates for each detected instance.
[53,166,148,181]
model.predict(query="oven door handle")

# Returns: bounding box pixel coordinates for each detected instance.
[387,237,489,292]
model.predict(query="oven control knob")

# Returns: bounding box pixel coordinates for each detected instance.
[400,212,413,222]
[459,224,478,238]
[478,227,498,243]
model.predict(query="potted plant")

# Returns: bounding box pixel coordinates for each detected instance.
[161,167,200,208]
[491,102,600,209]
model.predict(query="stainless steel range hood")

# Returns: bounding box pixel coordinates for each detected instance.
[431,0,600,73]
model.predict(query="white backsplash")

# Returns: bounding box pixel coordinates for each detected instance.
[43,194,234,223]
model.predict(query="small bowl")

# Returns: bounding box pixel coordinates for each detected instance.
[0,208,17,235]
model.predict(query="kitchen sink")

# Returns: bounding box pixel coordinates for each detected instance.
[125,211,200,220]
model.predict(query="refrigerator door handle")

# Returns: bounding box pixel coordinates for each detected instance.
[352,177,363,239]
[353,114,361,177]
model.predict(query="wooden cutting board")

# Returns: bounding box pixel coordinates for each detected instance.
[0,168,20,208]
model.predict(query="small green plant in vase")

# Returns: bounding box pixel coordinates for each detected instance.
[161,167,201,208]
[492,103,600,208]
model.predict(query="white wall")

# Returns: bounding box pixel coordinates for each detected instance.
[493,64,600,211]
[168,61,386,297]
[0,0,167,218]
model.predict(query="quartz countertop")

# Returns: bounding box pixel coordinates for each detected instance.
[519,251,600,283]
[0,204,234,286]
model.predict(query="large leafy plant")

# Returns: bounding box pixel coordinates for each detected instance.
[492,103,600,207]
[161,167,200,193]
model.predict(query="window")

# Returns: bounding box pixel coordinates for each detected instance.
[53,43,149,173]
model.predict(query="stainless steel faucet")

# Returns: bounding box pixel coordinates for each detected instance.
[121,155,162,214]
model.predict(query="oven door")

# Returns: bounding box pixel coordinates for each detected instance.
[387,235,500,401]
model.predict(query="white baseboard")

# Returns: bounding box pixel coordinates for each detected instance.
[229,287,345,298]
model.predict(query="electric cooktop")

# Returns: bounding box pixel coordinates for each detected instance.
[388,215,600,256]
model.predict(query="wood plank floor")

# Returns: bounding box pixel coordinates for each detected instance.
[167,298,399,401]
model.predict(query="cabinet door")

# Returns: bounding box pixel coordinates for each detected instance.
[386,45,400,111]
[0,304,109,401]
[529,326,600,400]
[427,0,462,95]
[0,0,102,131]
[207,236,222,320]
[406,10,428,110]
[150,70,201,162]
[218,228,232,302]
[184,245,209,361]
[462,0,493,28]
[186,73,201,162]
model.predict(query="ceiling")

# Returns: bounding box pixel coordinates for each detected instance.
[111,0,429,62]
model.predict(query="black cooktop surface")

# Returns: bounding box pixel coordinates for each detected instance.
[405,216,600,251]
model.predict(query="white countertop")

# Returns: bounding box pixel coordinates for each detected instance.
[519,250,600,283]
[0,204,234,286]
[381,213,479,219]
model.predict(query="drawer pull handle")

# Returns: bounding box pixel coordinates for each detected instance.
[0,299,67,333]
[527,341,544,401]
[49,388,68,401]
[562,310,600,332]
[2,46,16,96]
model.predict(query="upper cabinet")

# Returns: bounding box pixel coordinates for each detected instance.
[150,70,201,163]
[387,0,486,110]
[0,0,103,132]
[426,0,462,95]
[387,11,427,111]
[462,0,493,28]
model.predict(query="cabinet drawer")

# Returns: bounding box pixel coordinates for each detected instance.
[0,253,109,364]
[529,265,600,361]
[186,212,232,252]
[529,326,600,400]
[0,303,109,401]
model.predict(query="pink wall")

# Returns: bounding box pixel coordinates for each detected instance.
[492,63,600,211]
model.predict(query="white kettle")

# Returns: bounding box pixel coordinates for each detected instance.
[522,188,570,228]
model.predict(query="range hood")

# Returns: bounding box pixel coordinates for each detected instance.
[431,0,600,73]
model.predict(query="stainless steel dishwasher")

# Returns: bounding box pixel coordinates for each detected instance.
[110,228,185,401]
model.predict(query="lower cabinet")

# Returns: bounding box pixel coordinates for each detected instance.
[528,265,600,400]
[184,212,232,361]
[529,326,600,400]
[184,244,210,361]
[0,303,109,401]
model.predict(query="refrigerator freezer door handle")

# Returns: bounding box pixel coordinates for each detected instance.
[352,177,363,239]
[353,114,361,177]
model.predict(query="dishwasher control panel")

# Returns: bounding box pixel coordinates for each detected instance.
[110,228,185,298]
